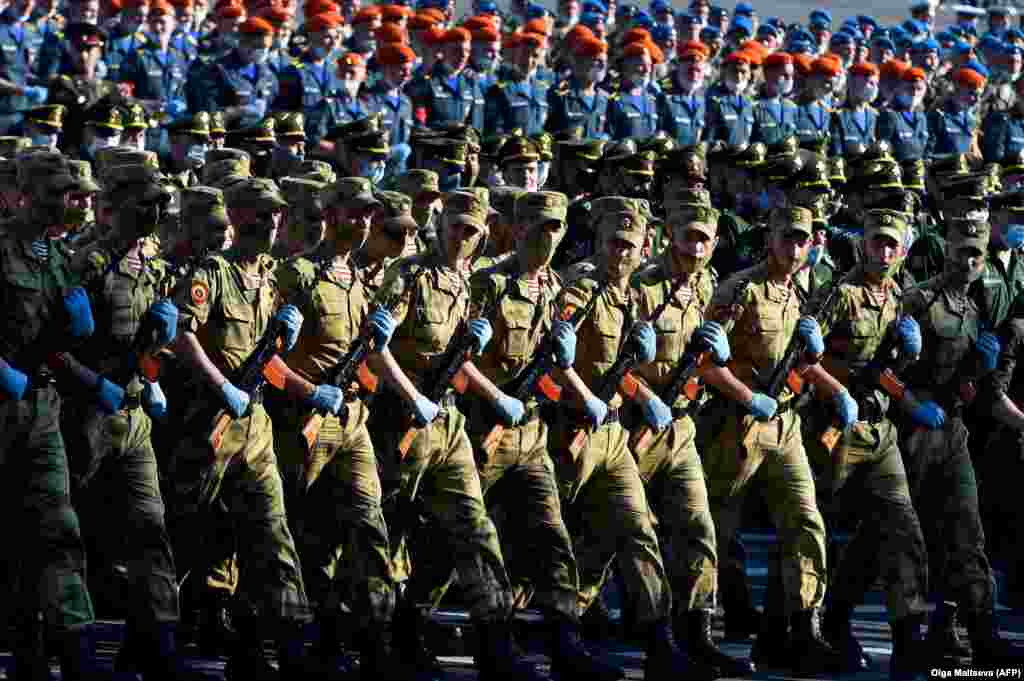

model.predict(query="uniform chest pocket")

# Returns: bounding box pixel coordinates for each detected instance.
[416,293,459,352]
[221,300,255,351]
[846,315,882,360]
[107,281,143,342]
[654,314,683,360]
[317,289,354,345]
[594,311,623,363]
[500,300,533,359]
[930,309,971,371]
[3,266,44,330]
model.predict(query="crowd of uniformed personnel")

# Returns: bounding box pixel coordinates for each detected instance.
[5,0,1024,680]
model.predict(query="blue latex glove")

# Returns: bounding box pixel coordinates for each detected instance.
[747,392,778,421]
[797,316,825,356]
[274,305,304,353]
[695,320,730,366]
[583,395,608,428]
[552,320,576,369]
[143,380,168,420]
[23,85,48,104]
[467,318,493,354]
[494,392,525,426]
[977,331,1001,371]
[833,389,859,428]
[0,364,28,401]
[147,299,179,346]
[632,321,657,363]
[219,381,250,419]
[166,98,187,118]
[911,400,946,429]
[309,384,344,415]
[64,287,95,339]
[96,378,125,414]
[895,316,922,357]
[641,395,673,431]
[368,309,396,351]
[412,393,440,427]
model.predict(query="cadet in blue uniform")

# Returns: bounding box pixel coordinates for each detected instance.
[484,31,550,137]
[928,66,985,156]
[118,0,189,124]
[469,22,500,93]
[192,0,243,67]
[35,0,103,83]
[706,50,756,147]
[168,0,199,63]
[830,61,879,157]
[752,51,799,147]
[306,51,372,156]
[407,27,484,130]
[876,66,930,162]
[657,40,708,146]
[983,76,1024,163]
[0,0,46,134]
[185,16,280,130]
[545,33,609,139]
[606,41,659,139]
[795,56,839,154]
[368,42,415,175]
[275,11,343,112]
[105,0,151,82]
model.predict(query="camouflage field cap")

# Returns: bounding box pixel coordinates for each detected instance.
[863,209,908,243]
[769,205,814,236]
[322,176,381,209]
[224,176,288,211]
[166,111,211,138]
[275,112,306,139]
[103,163,171,202]
[279,177,326,215]
[947,219,991,252]
[203,159,251,188]
[665,188,718,238]
[591,196,647,245]
[67,159,101,193]
[121,102,150,130]
[375,190,419,234]
[16,151,77,192]
[443,188,490,231]
[25,104,65,131]
[205,147,252,169]
[94,147,159,179]
[395,168,441,200]
[296,159,336,184]
[489,185,526,219]
[515,191,568,228]
[182,186,229,229]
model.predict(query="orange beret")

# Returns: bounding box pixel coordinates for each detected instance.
[471,25,500,42]
[304,0,338,16]
[503,31,520,49]
[741,39,768,59]
[519,31,549,49]
[307,11,342,32]
[724,49,754,66]
[376,42,417,65]
[879,58,909,80]
[463,16,496,32]
[574,35,608,58]
[623,27,651,45]
[901,66,927,82]
[408,12,438,29]
[811,55,842,77]
[421,8,445,22]
[338,51,364,68]
[622,39,663,64]
[441,27,471,44]
[351,6,380,24]
[122,0,149,10]
[566,24,595,46]
[849,61,880,78]
[216,1,244,18]
[524,18,550,36]
[678,40,708,61]
[420,24,446,44]
[793,53,813,75]
[149,0,174,15]
[764,51,793,68]
[380,4,411,20]
[239,17,275,33]
[263,7,292,24]
[376,22,406,43]
[954,66,987,90]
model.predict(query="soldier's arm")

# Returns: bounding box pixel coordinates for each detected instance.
[365,265,426,404]
[700,274,759,404]
[988,317,1024,431]
[552,280,609,408]
[981,112,1007,164]
[170,265,229,391]
[828,111,843,158]
[483,82,503,137]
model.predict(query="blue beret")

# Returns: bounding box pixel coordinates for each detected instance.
[767,17,786,30]
[954,40,973,54]
[979,34,1004,49]
[963,59,990,78]
[830,32,853,46]
[649,0,668,12]
[418,0,445,8]
[935,30,954,42]
[700,26,721,38]
[710,6,728,18]
[678,13,699,25]
[1008,28,1024,40]
[872,37,896,51]
[857,15,878,29]
[632,11,654,28]
[477,0,497,11]
[789,39,815,54]
[582,0,608,14]
[735,2,754,16]
[729,15,753,35]
[902,18,926,35]
[526,2,547,19]
[809,9,831,23]
[579,12,605,28]
[651,24,674,42]
[809,17,829,30]
[617,3,638,18]
[841,27,865,42]
[912,37,940,51]
[757,24,779,37]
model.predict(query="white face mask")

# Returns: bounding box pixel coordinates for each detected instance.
[342,79,361,98]
[724,74,747,94]
[774,75,794,96]
[589,62,607,83]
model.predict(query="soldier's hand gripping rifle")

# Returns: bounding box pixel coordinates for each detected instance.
[299,278,408,451]
[205,315,289,454]
[477,277,610,458]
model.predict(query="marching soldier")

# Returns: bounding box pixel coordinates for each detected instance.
[876,67,929,163]
[367,42,416,175]
[273,177,325,259]
[606,41,659,140]
[982,77,1024,164]
[306,52,373,157]
[0,0,46,135]
[484,31,551,137]
[706,50,756,147]
[545,34,610,140]
[407,27,484,131]
[752,52,798,148]
[830,62,879,157]
[628,188,756,677]
[795,57,838,154]
[928,67,985,158]
[275,12,345,113]
[352,190,420,295]
[657,41,708,147]
[116,0,190,128]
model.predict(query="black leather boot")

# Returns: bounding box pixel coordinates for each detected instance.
[391,599,445,681]
[926,601,971,663]
[548,614,624,681]
[643,618,694,680]
[197,591,235,659]
[822,601,871,671]
[750,614,790,668]
[890,615,925,681]
[11,611,48,681]
[967,610,1024,669]
[223,617,277,681]
[789,609,844,676]
[474,618,550,681]
[56,627,101,681]
[686,608,754,677]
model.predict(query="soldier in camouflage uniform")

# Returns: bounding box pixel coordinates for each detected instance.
[806,209,930,680]
[274,177,326,259]
[366,188,550,681]
[628,188,756,677]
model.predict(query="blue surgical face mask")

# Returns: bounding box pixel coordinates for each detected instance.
[246,47,270,64]
[186,143,208,168]
[755,189,772,213]
[1004,223,1024,249]
[439,170,462,191]
[894,92,915,109]
[358,158,386,185]
[805,245,824,268]
[311,45,329,60]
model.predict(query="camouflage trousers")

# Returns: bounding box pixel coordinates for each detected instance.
[166,401,310,624]
[275,399,395,629]
[632,414,718,613]
[0,385,94,633]
[376,398,512,619]
[805,414,928,620]
[552,418,672,625]
[702,405,828,615]
[74,401,179,629]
